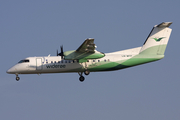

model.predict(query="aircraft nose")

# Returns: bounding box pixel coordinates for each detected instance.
[6,67,16,74]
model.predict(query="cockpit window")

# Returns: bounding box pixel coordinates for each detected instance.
[18,59,29,63]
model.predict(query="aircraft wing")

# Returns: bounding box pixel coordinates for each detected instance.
[76,38,96,53]
[64,38,105,63]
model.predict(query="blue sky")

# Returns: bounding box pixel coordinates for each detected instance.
[1,0,180,120]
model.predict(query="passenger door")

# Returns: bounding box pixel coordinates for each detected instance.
[36,58,42,70]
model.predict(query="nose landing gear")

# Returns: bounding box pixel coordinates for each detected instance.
[15,74,20,81]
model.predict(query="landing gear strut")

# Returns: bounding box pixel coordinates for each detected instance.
[16,74,20,81]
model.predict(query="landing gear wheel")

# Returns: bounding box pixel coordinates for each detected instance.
[79,76,85,82]
[84,70,90,75]
[16,77,20,81]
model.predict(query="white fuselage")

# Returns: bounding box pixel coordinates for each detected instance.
[7,47,141,75]
[6,22,172,82]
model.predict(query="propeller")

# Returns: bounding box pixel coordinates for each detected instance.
[57,45,64,59]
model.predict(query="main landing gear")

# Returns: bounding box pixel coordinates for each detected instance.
[78,70,90,82]
[84,70,90,75]
[15,74,20,81]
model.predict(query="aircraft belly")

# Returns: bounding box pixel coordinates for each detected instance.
[88,61,118,72]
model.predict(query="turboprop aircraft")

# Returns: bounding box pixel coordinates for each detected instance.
[7,22,172,82]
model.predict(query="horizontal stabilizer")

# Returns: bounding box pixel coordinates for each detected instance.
[156,22,172,28]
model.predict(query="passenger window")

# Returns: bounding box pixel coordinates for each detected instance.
[104,60,106,62]
[51,61,53,63]
[54,61,56,63]
[93,60,95,62]
[98,60,100,62]
[58,61,60,63]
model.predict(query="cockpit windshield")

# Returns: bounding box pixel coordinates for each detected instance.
[18,59,29,63]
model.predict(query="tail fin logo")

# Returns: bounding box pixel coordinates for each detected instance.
[153,37,165,42]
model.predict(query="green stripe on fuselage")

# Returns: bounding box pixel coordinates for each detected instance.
[61,45,166,72]
[88,54,164,72]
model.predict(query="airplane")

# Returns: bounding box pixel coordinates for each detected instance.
[7,22,172,82]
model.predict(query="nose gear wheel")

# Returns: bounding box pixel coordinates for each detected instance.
[15,74,20,81]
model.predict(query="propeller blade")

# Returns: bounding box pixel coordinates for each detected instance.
[61,46,64,54]
[56,45,64,58]
[57,50,58,56]
[60,45,64,59]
